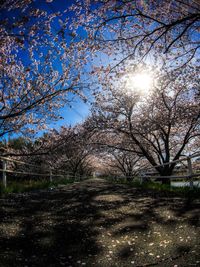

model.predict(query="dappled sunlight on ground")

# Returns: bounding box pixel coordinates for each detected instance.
[93,194,125,202]
[0,178,199,266]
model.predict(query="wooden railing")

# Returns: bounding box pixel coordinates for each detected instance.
[106,153,200,188]
[0,156,75,188]
[138,152,200,188]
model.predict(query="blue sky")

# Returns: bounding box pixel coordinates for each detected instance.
[37,0,92,128]
[53,101,90,127]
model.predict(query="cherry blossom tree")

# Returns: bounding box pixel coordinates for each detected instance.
[49,125,94,177]
[70,0,200,70]
[0,0,88,138]
[20,124,94,177]
[89,64,200,183]
[100,150,142,181]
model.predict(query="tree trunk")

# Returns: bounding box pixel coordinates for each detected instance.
[156,166,173,185]
[161,178,171,185]
[126,174,133,182]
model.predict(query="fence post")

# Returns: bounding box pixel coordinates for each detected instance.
[187,157,193,188]
[49,167,52,183]
[2,160,7,188]
[139,172,146,184]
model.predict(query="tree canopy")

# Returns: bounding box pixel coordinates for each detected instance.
[89,63,200,180]
[71,0,200,69]
[0,0,88,137]
[0,0,199,181]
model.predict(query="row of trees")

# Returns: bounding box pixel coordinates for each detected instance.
[88,64,200,181]
[1,0,199,138]
[0,0,199,183]
[2,70,199,182]
[0,115,143,178]
[1,125,96,178]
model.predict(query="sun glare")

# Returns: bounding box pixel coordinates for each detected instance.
[125,72,153,95]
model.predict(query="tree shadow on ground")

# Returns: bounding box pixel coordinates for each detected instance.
[0,179,199,266]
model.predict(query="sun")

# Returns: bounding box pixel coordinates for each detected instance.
[125,72,153,95]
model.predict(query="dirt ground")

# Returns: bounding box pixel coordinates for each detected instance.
[0,178,199,267]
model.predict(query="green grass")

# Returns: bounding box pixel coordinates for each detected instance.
[104,176,200,198]
[135,180,200,196]
[0,177,78,196]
